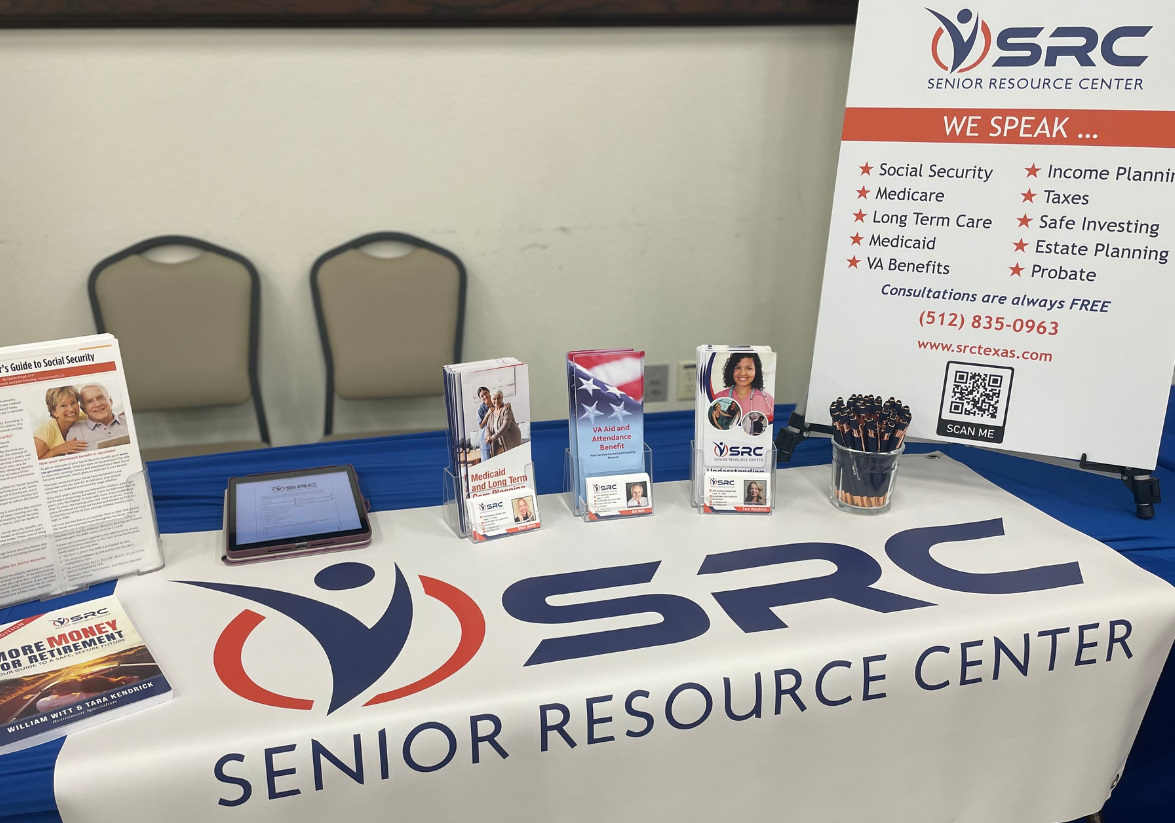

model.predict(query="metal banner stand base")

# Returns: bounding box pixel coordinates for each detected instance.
[775,409,1161,521]
[1079,455,1160,520]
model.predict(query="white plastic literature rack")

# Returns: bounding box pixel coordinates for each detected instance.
[563,444,655,522]
[442,462,541,542]
[690,441,778,515]
[0,468,163,610]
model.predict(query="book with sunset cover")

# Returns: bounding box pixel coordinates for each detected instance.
[0,595,171,754]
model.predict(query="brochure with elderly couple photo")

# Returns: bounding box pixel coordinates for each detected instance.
[0,335,162,607]
[443,358,540,539]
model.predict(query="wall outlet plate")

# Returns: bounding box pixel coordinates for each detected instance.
[677,360,696,401]
[645,364,669,403]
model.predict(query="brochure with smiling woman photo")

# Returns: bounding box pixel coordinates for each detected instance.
[695,345,777,472]
[693,346,777,512]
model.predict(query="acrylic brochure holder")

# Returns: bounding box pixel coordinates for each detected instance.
[0,468,163,610]
[563,444,654,522]
[690,441,777,515]
[442,461,540,542]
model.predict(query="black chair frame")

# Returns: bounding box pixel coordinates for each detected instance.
[310,231,467,437]
[88,235,271,445]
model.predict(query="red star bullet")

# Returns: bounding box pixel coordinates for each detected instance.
[850,233,863,245]
[856,186,870,199]
[1021,189,1036,203]
[1010,264,1024,276]
[859,162,873,175]
[1017,214,1033,228]
[1013,238,1028,252]
[848,257,861,268]
[1026,164,1040,177]
[853,210,867,222]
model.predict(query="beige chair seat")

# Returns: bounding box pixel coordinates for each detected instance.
[143,441,270,462]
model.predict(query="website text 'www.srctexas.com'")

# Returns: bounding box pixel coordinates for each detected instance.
[917,340,1054,362]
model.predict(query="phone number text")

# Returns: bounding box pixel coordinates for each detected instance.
[918,311,1059,335]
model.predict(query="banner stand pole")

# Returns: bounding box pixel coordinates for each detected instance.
[774,393,1161,521]
[774,410,833,461]
[774,391,836,461]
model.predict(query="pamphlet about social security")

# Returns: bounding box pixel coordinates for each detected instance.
[0,594,171,754]
[0,335,162,607]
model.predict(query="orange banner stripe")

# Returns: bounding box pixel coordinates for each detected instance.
[0,361,116,389]
[842,108,1175,149]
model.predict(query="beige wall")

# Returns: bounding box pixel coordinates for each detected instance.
[0,26,854,448]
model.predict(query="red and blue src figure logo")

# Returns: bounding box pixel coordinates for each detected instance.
[929,8,993,73]
[178,562,484,714]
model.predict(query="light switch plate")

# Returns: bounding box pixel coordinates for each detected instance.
[677,360,696,401]
[645,364,669,403]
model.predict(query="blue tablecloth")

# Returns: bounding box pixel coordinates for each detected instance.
[5,396,1175,823]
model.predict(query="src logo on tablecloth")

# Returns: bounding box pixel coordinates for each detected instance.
[178,521,1090,714]
[177,563,484,714]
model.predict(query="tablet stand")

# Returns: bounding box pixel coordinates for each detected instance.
[0,468,163,610]
[563,444,654,522]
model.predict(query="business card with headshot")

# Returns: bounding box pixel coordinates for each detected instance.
[702,470,772,514]
[465,487,541,541]
[584,471,652,520]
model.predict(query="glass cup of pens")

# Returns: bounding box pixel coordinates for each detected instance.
[830,441,904,514]
[828,395,910,514]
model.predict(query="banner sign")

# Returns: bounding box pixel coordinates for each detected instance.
[807,0,1175,469]
[54,459,1175,823]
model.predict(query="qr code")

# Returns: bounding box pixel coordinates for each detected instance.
[938,362,1014,442]
[949,369,1004,419]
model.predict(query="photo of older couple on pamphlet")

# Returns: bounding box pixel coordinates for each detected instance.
[473,386,524,464]
[31,383,131,461]
[453,365,531,469]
